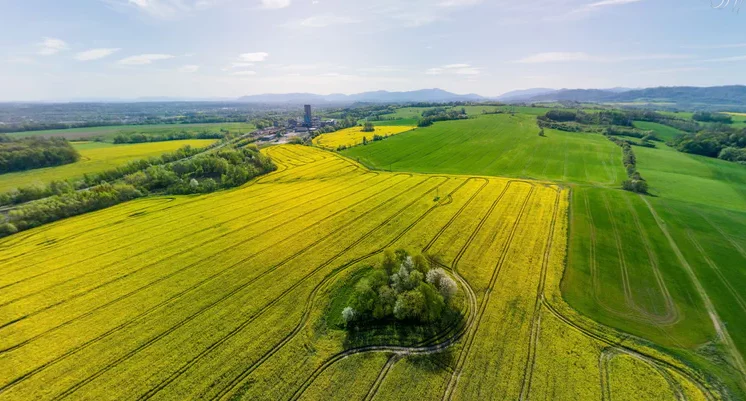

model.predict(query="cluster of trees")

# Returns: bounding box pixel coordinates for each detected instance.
[342,250,459,326]
[0,135,80,174]
[607,136,648,193]
[112,130,224,144]
[541,110,632,127]
[692,111,733,124]
[670,127,746,161]
[0,144,275,237]
[361,122,375,132]
[417,107,468,127]
[0,144,211,206]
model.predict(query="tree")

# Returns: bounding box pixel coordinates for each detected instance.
[394,290,426,321]
[362,122,375,132]
[342,307,356,324]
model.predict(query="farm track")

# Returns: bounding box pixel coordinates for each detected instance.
[197,177,479,401]
[47,175,448,400]
[282,180,514,401]
[0,173,419,393]
[441,185,536,401]
[685,230,746,314]
[642,196,746,384]
[362,355,399,401]
[0,171,387,322]
[518,188,561,400]
[0,155,348,273]
[0,172,387,352]
[0,165,370,295]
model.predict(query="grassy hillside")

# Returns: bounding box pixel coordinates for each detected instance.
[0,139,217,192]
[632,121,686,142]
[342,113,624,185]
[0,145,716,400]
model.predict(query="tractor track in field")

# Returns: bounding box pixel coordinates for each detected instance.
[585,192,673,326]
[0,173,389,351]
[0,171,389,326]
[599,345,686,401]
[185,176,482,401]
[254,179,512,401]
[0,172,419,394]
[441,185,535,401]
[543,299,718,401]
[287,180,527,401]
[518,187,561,400]
[0,154,348,272]
[642,196,746,385]
[622,196,679,325]
[0,167,372,294]
[685,230,746,314]
[135,176,455,401]
[47,175,448,400]
[362,354,399,401]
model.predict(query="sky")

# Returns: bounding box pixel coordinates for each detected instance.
[0,0,745,101]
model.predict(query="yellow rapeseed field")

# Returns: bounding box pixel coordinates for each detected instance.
[0,144,721,400]
[312,125,415,150]
[0,139,217,192]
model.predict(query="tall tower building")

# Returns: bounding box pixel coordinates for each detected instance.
[303,104,312,127]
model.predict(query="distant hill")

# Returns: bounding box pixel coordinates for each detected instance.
[494,88,558,102]
[523,85,746,106]
[236,89,485,104]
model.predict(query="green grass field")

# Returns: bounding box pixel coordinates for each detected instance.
[6,122,254,141]
[343,113,624,185]
[0,139,217,192]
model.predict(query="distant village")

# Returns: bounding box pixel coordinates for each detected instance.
[254,104,336,144]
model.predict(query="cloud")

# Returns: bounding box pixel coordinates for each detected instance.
[232,70,257,76]
[38,37,69,56]
[548,0,644,21]
[118,53,175,65]
[109,0,223,19]
[260,0,291,9]
[438,0,482,7]
[586,0,643,7]
[75,48,121,61]
[426,63,480,75]
[239,52,269,62]
[288,15,360,28]
[178,64,200,72]
[514,52,690,63]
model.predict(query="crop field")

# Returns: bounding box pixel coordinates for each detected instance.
[0,139,216,192]
[342,113,624,185]
[312,125,416,150]
[6,123,254,141]
[0,144,721,400]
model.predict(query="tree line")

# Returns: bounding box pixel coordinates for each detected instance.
[112,130,224,144]
[342,250,459,326]
[0,135,80,174]
[417,107,468,127]
[0,143,275,237]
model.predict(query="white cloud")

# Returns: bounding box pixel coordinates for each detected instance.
[38,37,68,56]
[261,0,291,9]
[515,52,593,63]
[75,48,121,61]
[514,52,690,63]
[438,0,482,7]
[426,63,480,75]
[118,53,175,65]
[178,64,200,72]
[239,52,269,62]
[586,0,643,7]
[232,70,257,76]
[289,15,360,28]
